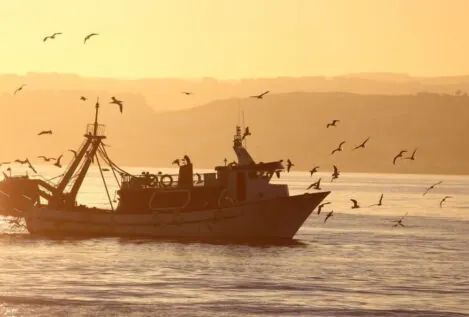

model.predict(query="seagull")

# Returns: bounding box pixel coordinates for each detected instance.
[331,141,346,155]
[37,156,56,162]
[369,194,384,207]
[250,91,270,99]
[181,92,193,95]
[331,165,340,182]
[14,84,26,95]
[393,150,407,165]
[183,155,192,165]
[101,168,110,172]
[324,210,334,223]
[309,166,319,176]
[392,213,408,227]
[317,202,331,215]
[54,155,63,168]
[80,96,87,101]
[423,180,443,196]
[350,199,360,209]
[404,148,418,161]
[352,137,370,151]
[110,96,123,113]
[326,120,340,128]
[26,159,37,174]
[38,130,53,136]
[68,149,77,158]
[14,159,28,165]
[43,32,62,42]
[306,178,321,190]
[286,159,294,172]
[84,33,99,44]
[242,127,251,140]
[439,196,452,208]
[172,159,181,166]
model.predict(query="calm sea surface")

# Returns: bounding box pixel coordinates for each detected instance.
[0,166,468,317]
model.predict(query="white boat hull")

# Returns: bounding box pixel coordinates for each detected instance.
[24,192,329,240]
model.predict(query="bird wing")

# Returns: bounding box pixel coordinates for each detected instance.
[351,199,357,204]
[43,36,49,42]
[57,155,63,163]
[393,154,399,165]
[379,194,383,204]
[260,91,270,97]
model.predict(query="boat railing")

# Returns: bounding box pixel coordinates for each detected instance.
[120,172,217,190]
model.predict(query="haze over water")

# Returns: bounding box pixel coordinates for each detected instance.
[1,168,468,316]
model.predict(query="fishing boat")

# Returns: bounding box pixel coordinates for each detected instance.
[0,101,330,240]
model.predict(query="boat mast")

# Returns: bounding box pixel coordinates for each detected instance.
[51,98,106,208]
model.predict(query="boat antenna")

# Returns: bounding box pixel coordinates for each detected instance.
[241,108,247,148]
[93,97,100,136]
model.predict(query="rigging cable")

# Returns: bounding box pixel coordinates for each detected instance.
[95,153,114,211]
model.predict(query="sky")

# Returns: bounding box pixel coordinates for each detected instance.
[1,0,469,79]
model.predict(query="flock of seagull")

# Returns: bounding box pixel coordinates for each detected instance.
[2,33,455,229]
[234,95,453,228]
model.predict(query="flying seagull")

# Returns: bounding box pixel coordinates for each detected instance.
[439,196,452,208]
[14,84,26,95]
[306,178,321,190]
[68,149,77,158]
[326,120,340,128]
[172,159,181,166]
[404,148,418,161]
[286,159,294,172]
[54,154,63,168]
[181,92,193,95]
[250,91,269,99]
[37,156,56,162]
[392,213,408,227]
[393,150,407,165]
[423,180,443,196]
[38,130,53,136]
[352,137,370,151]
[80,96,87,101]
[350,199,360,209]
[84,33,99,44]
[317,202,331,215]
[324,210,334,223]
[309,166,319,176]
[331,165,340,182]
[14,159,28,165]
[110,96,123,113]
[43,32,62,42]
[331,141,346,155]
[369,194,384,207]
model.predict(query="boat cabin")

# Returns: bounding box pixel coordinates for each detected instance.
[116,125,288,212]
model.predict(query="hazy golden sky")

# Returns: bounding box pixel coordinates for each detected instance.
[1,0,468,79]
